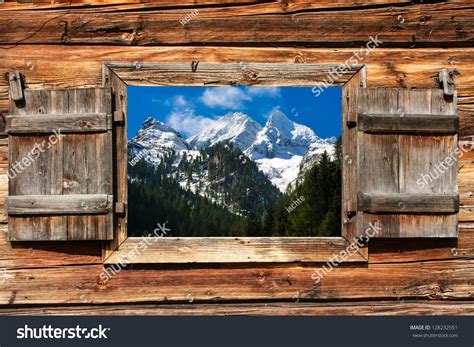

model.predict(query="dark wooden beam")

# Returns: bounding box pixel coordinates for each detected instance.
[358,113,459,134]
[357,193,459,214]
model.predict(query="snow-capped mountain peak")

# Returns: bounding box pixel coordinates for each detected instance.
[187,111,262,151]
[128,110,335,193]
[128,116,189,166]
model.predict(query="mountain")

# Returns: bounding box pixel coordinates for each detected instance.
[188,112,262,151]
[128,143,281,224]
[129,110,335,193]
[288,139,335,191]
[128,117,189,166]
[244,109,331,192]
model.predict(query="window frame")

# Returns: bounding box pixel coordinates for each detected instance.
[102,62,367,264]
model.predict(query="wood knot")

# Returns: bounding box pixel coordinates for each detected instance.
[121,29,140,44]
[280,0,289,11]
[256,273,266,285]
[294,54,306,64]
[78,120,91,128]
[244,69,259,81]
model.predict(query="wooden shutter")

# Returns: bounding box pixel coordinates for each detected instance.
[6,88,114,240]
[355,88,458,238]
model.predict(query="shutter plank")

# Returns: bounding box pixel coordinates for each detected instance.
[358,113,458,134]
[398,89,458,238]
[8,90,67,241]
[7,194,113,215]
[5,113,109,134]
[66,88,113,240]
[358,193,459,213]
[357,89,401,237]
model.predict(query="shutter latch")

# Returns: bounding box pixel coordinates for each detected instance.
[8,71,24,105]
[438,69,457,98]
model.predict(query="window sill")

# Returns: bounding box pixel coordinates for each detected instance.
[103,237,368,264]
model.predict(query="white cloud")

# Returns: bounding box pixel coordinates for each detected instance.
[246,87,281,97]
[200,87,251,109]
[165,98,216,137]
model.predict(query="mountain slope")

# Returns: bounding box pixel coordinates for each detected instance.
[187,112,262,151]
[129,109,335,193]
[128,117,189,166]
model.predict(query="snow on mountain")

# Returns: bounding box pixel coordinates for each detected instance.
[287,139,336,192]
[129,110,335,193]
[187,112,262,151]
[128,117,189,166]
[244,109,328,192]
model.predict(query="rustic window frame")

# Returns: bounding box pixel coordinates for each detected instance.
[101,62,368,264]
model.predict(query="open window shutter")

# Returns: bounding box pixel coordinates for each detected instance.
[6,88,114,240]
[356,88,458,237]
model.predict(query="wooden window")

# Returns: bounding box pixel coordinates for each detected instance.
[6,63,459,264]
[102,62,372,264]
[6,88,114,240]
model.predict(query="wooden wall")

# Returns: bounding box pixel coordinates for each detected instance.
[0,0,473,315]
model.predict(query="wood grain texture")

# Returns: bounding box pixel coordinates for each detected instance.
[7,88,114,240]
[341,67,366,257]
[357,89,459,238]
[6,113,111,134]
[0,1,472,314]
[0,0,412,12]
[6,194,113,215]
[102,68,127,259]
[358,113,459,134]
[0,301,473,316]
[357,193,459,214]
[107,62,362,86]
[105,237,367,264]
[0,259,473,305]
[0,3,473,47]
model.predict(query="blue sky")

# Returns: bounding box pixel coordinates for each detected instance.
[127,86,342,140]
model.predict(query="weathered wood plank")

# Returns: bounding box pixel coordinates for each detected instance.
[0,3,472,47]
[341,67,365,255]
[6,194,113,215]
[108,62,362,86]
[369,228,474,263]
[1,46,474,103]
[103,69,127,259]
[358,114,459,134]
[8,89,68,240]
[105,237,367,264]
[0,0,412,12]
[357,89,399,237]
[397,89,459,238]
[65,87,113,240]
[0,301,473,316]
[0,259,473,305]
[5,113,110,134]
[357,193,459,214]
